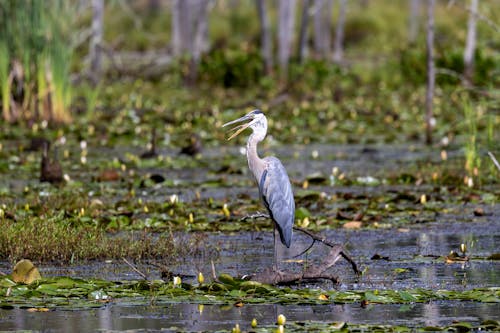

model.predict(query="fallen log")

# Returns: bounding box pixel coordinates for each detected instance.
[249,227,360,285]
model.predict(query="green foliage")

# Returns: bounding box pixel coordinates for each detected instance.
[343,15,381,47]
[289,60,342,91]
[463,97,481,181]
[0,0,74,123]
[400,46,498,86]
[0,273,498,310]
[0,40,9,120]
[198,48,264,88]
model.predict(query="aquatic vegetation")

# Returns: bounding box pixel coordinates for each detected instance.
[0,274,498,310]
[0,0,75,123]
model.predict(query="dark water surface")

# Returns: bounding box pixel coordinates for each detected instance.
[1,220,499,332]
[1,143,498,331]
[1,301,499,332]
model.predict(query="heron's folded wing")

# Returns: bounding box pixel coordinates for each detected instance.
[260,157,295,247]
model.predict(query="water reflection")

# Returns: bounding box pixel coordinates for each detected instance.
[1,301,499,332]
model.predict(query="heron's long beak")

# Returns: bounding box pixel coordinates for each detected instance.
[222,114,253,141]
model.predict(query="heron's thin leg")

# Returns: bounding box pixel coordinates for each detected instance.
[273,225,278,272]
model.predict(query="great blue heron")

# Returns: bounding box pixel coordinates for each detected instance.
[223,109,295,271]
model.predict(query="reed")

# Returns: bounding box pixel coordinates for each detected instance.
[0,0,74,123]
[463,97,481,185]
[0,41,10,122]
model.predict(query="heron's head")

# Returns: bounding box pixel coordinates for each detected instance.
[222,109,267,140]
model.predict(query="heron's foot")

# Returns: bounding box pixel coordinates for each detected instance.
[240,212,270,221]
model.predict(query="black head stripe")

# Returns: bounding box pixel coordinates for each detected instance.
[251,109,263,115]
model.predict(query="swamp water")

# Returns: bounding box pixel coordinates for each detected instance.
[1,220,499,332]
[0,143,499,331]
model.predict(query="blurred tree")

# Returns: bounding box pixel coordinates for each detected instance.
[313,0,332,59]
[172,0,192,56]
[408,0,420,44]
[297,0,312,63]
[425,0,435,145]
[463,0,478,85]
[171,0,212,81]
[256,0,273,74]
[278,0,297,78]
[89,0,104,84]
[332,0,347,64]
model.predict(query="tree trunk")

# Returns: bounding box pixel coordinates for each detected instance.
[332,0,346,64]
[408,0,420,44]
[192,0,212,63]
[171,0,212,83]
[297,0,312,63]
[278,0,297,78]
[463,0,478,85]
[89,0,104,84]
[171,0,193,56]
[256,0,273,74]
[425,0,435,145]
[313,0,332,59]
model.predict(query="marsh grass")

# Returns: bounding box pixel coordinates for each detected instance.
[0,0,74,124]
[463,97,481,185]
[0,41,9,121]
[0,216,197,264]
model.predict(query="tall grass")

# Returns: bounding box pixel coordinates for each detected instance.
[463,97,481,186]
[0,41,10,122]
[0,0,74,124]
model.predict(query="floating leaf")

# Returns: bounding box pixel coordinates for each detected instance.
[295,207,310,219]
[12,259,41,284]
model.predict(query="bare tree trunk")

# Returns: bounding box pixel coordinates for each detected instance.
[192,0,211,63]
[148,0,160,12]
[256,0,273,74]
[190,0,211,83]
[463,0,478,85]
[408,0,420,44]
[425,0,435,145]
[297,0,312,63]
[313,0,332,59]
[171,0,193,56]
[171,0,182,56]
[89,0,104,84]
[332,0,346,64]
[278,0,297,78]
[171,0,212,83]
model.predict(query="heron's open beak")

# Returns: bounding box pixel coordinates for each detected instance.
[222,114,253,141]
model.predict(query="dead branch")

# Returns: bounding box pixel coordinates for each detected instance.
[122,257,148,280]
[251,244,344,285]
[240,213,360,285]
[293,226,360,276]
[99,45,173,79]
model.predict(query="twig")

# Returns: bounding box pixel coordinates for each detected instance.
[240,212,269,221]
[488,151,500,171]
[293,226,360,276]
[241,213,360,277]
[211,260,217,280]
[122,257,148,280]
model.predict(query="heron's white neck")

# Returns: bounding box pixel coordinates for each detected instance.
[247,130,266,183]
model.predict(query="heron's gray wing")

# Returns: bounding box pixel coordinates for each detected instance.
[260,157,295,248]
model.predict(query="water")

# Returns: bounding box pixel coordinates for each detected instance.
[0,143,498,331]
[1,220,498,331]
[1,301,499,332]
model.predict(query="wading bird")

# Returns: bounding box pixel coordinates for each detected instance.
[223,109,295,271]
[40,141,63,184]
